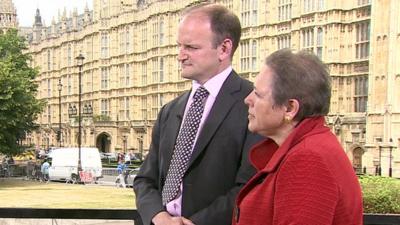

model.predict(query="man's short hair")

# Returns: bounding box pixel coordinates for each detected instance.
[183,3,241,57]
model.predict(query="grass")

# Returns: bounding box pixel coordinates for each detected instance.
[0,179,136,209]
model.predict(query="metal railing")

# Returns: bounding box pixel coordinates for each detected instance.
[364,214,400,225]
[0,208,143,225]
[0,208,399,225]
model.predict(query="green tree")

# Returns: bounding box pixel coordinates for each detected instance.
[0,29,45,155]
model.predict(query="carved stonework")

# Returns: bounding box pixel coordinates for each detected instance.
[0,0,17,31]
[137,0,146,9]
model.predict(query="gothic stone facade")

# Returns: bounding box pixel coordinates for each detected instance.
[17,0,400,177]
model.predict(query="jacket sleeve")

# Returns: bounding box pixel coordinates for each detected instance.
[189,130,262,225]
[133,105,166,225]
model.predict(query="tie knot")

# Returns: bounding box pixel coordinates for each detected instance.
[193,86,209,101]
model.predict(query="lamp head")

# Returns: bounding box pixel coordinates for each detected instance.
[57,79,63,91]
[75,53,85,66]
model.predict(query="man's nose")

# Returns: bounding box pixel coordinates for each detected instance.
[177,48,188,61]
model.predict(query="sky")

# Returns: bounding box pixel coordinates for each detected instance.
[12,0,93,27]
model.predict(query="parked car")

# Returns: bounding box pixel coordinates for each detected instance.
[100,152,118,162]
[115,167,140,187]
[124,153,142,164]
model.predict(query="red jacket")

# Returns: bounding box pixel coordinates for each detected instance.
[233,117,363,225]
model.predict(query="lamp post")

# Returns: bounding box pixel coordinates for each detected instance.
[389,138,393,177]
[76,54,85,179]
[378,144,382,176]
[122,136,127,154]
[57,79,63,147]
[68,104,92,142]
[138,134,143,161]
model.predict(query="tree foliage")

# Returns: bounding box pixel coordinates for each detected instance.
[0,29,45,155]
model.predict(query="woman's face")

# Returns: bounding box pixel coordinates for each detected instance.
[245,65,287,138]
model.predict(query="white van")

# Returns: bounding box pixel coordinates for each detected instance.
[48,147,102,182]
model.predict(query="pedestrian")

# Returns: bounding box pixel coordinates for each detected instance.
[1,157,9,177]
[117,151,125,163]
[232,49,363,225]
[133,3,261,225]
[33,162,42,181]
[40,159,50,183]
[124,152,131,164]
[7,156,14,177]
[26,157,35,180]
[116,160,127,188]
[7,156,14,165]
[39,148,46,159]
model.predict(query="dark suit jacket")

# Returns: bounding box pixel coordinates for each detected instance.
[133,71,262,225]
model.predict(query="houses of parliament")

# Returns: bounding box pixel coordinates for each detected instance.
[1,0,399,177]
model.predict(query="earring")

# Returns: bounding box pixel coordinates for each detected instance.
[284,116,291,123]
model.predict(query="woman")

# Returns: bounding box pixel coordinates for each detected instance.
[233,49,363,225]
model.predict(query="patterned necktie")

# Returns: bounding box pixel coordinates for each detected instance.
[162,86,209,205]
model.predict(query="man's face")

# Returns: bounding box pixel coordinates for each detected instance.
[177,15,222,84]
[245,65,287,138]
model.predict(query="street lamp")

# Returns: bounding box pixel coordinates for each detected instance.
[57,79,63,147]
[122,136,127,154]
[378,144,382,176]
[389,138,393,177]
[76,53,85,179]
[138,134,143,161]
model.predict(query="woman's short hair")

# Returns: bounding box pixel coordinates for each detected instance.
[265,49,331,121]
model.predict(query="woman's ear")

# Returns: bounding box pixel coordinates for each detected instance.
[285,99,300,121]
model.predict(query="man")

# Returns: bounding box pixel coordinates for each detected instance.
[41,159,50,183]
[133,3,261,225]
[26,157,35,180]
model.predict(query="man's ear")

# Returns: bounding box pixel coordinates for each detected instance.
[285,99,300,120]
[218,38,233,61]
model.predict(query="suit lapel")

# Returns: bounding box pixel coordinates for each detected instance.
[162,91,190,172]
[188,72,242,167]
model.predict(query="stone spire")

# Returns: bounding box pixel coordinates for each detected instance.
[34,8,43,26]
[85,2,89,12]
[33,8,43,43]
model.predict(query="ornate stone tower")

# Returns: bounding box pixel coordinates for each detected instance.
[32,8,43,42]
[0,0,17,33]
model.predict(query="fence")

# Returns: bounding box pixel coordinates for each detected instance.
[0,208,143,225]
[0,208,399,225]
[1,164,137,178]
[0,164,25,177]
[1,165,399,224]
[364,214,400,225]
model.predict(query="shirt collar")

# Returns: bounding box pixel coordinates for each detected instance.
[191,66,232,98]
